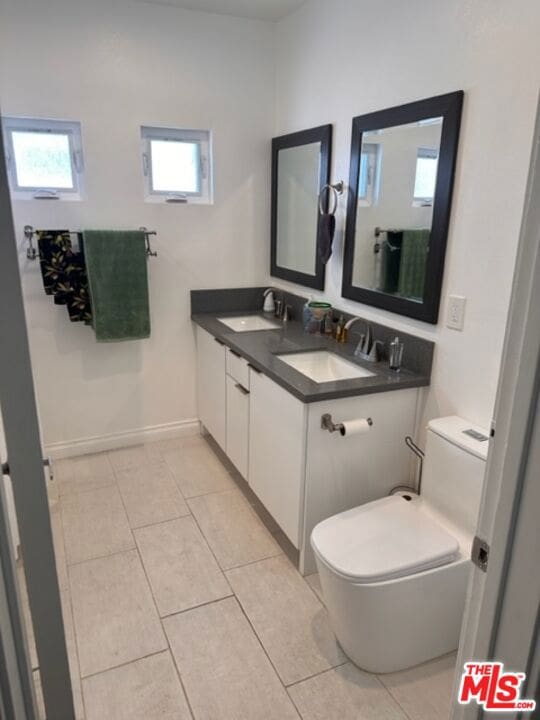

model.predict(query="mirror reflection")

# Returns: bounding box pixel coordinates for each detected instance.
[276,142,321,276]
[352,117,443,301]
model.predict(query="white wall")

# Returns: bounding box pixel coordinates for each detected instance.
[1,0,539,451]
[273,0,540,431]
[0,0,274,450]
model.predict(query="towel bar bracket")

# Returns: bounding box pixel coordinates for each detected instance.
[139,226,157,258]
[24,224,37,260]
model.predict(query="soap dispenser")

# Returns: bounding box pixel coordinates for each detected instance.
[263,288,275,313]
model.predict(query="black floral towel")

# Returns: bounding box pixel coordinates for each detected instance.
[37,230,93,324]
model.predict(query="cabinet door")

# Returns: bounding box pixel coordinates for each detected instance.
[196,326,226,450]
[248,369,306,547]
[226,375,249,478]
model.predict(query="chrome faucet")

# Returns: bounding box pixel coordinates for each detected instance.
[344,316,363,332]
[350,321,381,362]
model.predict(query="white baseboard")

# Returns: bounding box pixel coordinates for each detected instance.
[45,419,200,459]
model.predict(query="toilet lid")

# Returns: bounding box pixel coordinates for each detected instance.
[311,495,460,583]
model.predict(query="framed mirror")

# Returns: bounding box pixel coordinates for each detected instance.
[342,92,463,323]
[271,125,332,290]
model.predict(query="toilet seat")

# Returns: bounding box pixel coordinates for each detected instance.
[311,495,460,584]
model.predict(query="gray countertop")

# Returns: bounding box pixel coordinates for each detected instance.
[192,311,431,403]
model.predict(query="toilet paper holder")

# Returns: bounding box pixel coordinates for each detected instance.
[321,413,373,435]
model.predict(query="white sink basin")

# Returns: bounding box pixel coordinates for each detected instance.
[277,350,375,383]
[219,315,281,332]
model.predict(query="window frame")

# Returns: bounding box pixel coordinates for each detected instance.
[2,116,85,201]
[413,146,439,206]
[141,126,213,204]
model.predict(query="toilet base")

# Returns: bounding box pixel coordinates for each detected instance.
[316,555,471,674]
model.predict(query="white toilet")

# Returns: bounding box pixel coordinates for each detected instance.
[311,416,488,674]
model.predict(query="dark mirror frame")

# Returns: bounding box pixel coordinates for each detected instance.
[342,91,464,323]
[271,125,332,291]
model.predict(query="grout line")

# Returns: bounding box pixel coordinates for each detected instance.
[221,550,286,573]
[170,442,347,697]
[66,544,137,570]
[58,479,116,499]
[229,594,291,687]
[284,661,350,689]
[110,443,197,720]
[303,574,325,606]
[79,648,168,682]
[168,468,302,707]
[376,681,416,720]
[130,512,193,534]
[160,593,236,621]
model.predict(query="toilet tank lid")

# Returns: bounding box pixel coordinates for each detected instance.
[427,416,490,461]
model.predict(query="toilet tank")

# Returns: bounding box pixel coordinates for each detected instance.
[422,416,489,536]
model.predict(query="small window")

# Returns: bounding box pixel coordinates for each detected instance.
[141,126,212,204]
[358,143,380,206]
[2,117,84,200]
[413,147,438,205]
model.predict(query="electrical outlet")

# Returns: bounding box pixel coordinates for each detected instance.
[447,295,466,330]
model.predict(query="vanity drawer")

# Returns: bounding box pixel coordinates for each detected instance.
[226,347,250,389]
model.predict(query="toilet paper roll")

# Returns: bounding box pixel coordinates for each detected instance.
[339,418,372,437]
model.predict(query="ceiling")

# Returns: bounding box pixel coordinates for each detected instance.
[138,0,307,21]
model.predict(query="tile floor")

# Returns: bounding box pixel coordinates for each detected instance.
[23,434,457,719]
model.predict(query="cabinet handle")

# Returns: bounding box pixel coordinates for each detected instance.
[228,348,242,358]
[247,363,263,375]
[235,383,250,395]
[214,337,225,346]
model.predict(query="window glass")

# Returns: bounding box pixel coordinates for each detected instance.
[141,126,212,204]
[414,149,438,202]
[150,139,200,194]
[2,117,84,199]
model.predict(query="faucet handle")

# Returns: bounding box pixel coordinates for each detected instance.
[354,334,365,357]
[283,304,293,323]
[368,340,383,362]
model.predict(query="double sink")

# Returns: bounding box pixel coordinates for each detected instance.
[218,315,375,384]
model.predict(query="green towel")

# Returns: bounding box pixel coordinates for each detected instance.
[398,229,430,300]
[83,230,150,342]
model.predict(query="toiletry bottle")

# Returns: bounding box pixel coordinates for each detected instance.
[324,310,333,336]
[339,319,348,344]
[389,336,404,371]
[263,290,275,313]
[303,296,313,332]
[335,315,344,342]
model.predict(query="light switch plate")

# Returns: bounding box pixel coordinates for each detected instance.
[447,295,466,330]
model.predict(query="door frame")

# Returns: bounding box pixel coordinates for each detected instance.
[452,95,540,718]
[0,112,75,718]
[0,478,36,719]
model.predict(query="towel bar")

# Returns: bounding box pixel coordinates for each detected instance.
[23,225,158,259]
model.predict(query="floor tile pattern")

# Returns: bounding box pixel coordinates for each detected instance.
[24,434,456,719]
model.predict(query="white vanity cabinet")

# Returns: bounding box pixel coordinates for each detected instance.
[196,326,226,450]
[195,324,421,575]
[248,367,307,548]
